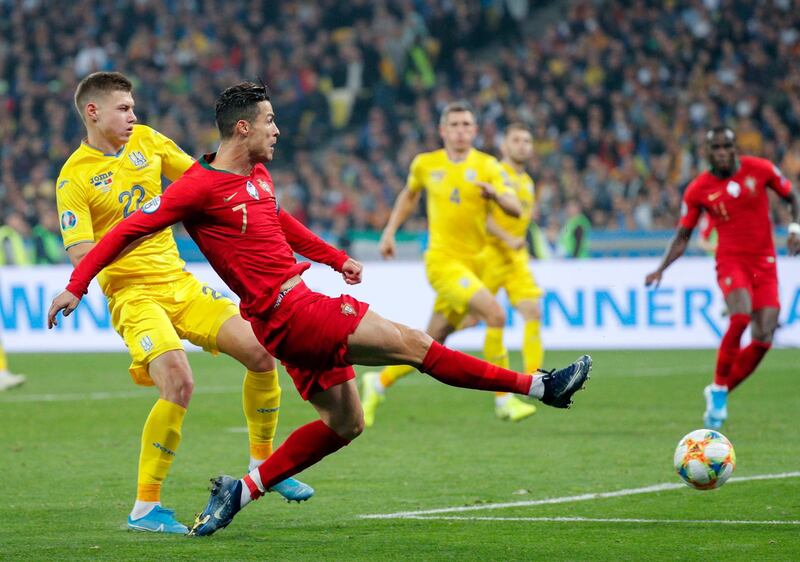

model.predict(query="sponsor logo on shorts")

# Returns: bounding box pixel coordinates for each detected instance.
[341,303,357,316]
[140,335,154,352]
[60,210,78,230]
[152,442,176,456]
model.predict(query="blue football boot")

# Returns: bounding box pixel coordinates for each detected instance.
[188,476,242,537]
[539,355,592,409]
[270,477,315,502]
[127,505,188,534]
[703,385,728,429]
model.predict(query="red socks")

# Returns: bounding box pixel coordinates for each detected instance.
[245,420,349,496]
[421,341,532,395]
[714,313,750,386]
[728,340,771,391]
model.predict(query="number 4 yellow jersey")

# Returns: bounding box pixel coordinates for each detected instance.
[407,148,514,258]
[55,124,194,292]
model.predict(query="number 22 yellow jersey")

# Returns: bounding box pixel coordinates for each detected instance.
[55,124,194,292]
[407,148,514,258]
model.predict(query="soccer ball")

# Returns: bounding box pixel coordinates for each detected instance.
[673,429,736,490]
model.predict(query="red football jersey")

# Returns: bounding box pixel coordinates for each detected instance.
[679,156,792,259]
[67,155,348,321]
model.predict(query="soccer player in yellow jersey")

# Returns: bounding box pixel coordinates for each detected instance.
[481,124,545,390]
[55,72,311,534]
[363,101,535,425]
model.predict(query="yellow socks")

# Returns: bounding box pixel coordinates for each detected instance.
[379,365,414,389]
[137,399,186,503]
[523,320,544,373]
[243,369,281,465]
[0,341,7,372]
[484,327,510,399]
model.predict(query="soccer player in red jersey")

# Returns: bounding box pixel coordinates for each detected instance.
[646,126,800,429]
[47,82,592,536]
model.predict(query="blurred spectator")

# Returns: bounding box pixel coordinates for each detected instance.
[2,0,800,257]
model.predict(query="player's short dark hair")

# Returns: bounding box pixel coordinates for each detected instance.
[215,81,272,139]
[439,100,475,125]
[504,122,532,136]
[706,126,736,143]
[74,72,132,120]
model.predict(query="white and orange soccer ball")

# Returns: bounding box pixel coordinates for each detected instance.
[673,429,736,490]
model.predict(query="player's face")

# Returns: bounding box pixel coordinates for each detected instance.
[248,100,280,163]
[439,110,477,152]
[502,129,533,164]
[707,131,737,175]
[90,90,137,146]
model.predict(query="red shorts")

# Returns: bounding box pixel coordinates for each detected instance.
[252,281,369,400]
[715,256,780,310]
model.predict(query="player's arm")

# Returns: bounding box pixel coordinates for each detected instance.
[47,181,204,327]
[278,208,359,283]
[763,160,800,255]
[476,161,521,218]
[380,156,425,259]
[487,215,525,250]
[645,185,701,287]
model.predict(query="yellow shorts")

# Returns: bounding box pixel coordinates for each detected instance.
[106,272,239,386]
[480,244,543,305]
[424,250,486,329]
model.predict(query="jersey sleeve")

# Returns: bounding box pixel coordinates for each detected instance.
[486,158,515,198]
[152,128,195,182]
[406,155,425,193]
[66,176,206,297]
[678,180,703,230]
[278,209,349,271]
[54,173,95,249]
[764,161,792,198]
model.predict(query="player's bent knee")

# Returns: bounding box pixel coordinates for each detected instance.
[485,305,506,328]
[245,345,276,373]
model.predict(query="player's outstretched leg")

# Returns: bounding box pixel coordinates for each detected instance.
[703,384,728,429]
[189,476,242,537]
[535,355,593,409]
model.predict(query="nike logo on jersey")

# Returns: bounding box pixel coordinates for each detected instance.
[708,192,722,201]
[224,193,238,202]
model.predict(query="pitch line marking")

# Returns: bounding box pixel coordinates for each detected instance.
[359,471,800,520]
[393,515,800,526]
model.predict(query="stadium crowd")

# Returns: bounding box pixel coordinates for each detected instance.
[1,0,800,264]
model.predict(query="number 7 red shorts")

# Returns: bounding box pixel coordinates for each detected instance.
[252,281,369,400]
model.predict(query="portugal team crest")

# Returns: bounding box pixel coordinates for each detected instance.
[257,178,272,195]
[745,175,756,193]
[246,180,259,200]
[726,180,741,198]
[341,303,356,316]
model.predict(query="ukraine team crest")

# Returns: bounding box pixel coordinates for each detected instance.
[246,180,259,200]
[128,151,148,169]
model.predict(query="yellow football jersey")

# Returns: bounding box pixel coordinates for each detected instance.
[56,124,194,292]
[488,161,535,243]
[407,148,514,257]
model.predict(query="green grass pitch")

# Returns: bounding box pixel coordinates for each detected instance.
[2,349,799,561]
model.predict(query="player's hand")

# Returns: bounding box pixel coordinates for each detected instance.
[644,270,663,288]
[475,181,497,200]
[341,258,363,285]
[48,290,81,329]
[378,233,396,260]
[788,233,800,256]
[507,236,526,251]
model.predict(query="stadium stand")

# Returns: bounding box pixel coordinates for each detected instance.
[1,0,799,260]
